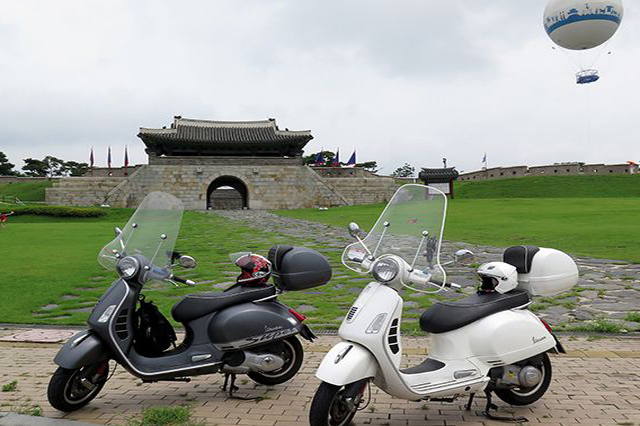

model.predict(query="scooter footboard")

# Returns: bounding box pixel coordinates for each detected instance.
[316,341,377,386]
[54,331,111,369]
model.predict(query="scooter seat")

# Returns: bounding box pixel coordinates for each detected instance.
[171,285,277,323]
[419,289,530,334]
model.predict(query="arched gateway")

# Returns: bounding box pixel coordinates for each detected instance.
[46,116,400,209]
[207,176,248,210]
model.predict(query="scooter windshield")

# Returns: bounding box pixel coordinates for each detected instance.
[342,184,447,285]
[97,192,184,273]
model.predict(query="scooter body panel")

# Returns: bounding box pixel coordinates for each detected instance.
[53,331,111,369]
[208,301,302,351]
[316,341,377,386]
[430,309,555,367]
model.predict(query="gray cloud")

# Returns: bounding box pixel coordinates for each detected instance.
[0,0,637,174]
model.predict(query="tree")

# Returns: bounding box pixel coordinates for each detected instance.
[22,158,48,177]
[391,163,415,178]
[64,161,89,177]
[303,151,336,166]
[42,156,66,177]
[0,152,17,176]
[357,161,379,173]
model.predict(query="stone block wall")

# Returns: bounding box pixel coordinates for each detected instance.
[459,162,638,181]
[46,164,399,210]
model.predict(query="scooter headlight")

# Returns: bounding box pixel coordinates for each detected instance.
[372,258,399,283]
[116,256,140,279]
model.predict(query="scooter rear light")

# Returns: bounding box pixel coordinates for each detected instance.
[289,308,306,322]
[539,317,553,333]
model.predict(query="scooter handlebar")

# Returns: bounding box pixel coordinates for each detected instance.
[171,275,196,286]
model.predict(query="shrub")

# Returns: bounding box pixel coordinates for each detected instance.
[625,312,640,323]
[11,205,106,218]
[2,380,17,392]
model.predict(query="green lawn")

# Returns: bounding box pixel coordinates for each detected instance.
[275,197,640,263]
[0,210,385,330]
[0,180,53,201]
[456,174,640,198]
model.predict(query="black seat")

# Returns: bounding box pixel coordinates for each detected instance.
[503,245,540,274]
[171,285,276,323]
[420,290,530,334]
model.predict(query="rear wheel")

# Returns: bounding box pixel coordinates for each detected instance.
[47,361,109,412]
[495,353,552,406]
[309,381,367,426]
[248,336,303,386]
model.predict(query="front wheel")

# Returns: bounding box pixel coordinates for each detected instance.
[309,381,367,426]
[495,352,552,406]
[47,362,109,412]
[248,336,303,386]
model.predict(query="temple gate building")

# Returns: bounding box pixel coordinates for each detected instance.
[46,116,399,210]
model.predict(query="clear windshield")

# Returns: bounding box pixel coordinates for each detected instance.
[98,192,184,273]
[342,184,447,285]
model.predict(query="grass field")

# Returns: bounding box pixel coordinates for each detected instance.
[0,209,387,330]
[276,197,640,263]
[455,174,640,198]
[0,180,52,201]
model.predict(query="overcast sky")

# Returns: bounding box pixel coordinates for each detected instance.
[1,0,637,174]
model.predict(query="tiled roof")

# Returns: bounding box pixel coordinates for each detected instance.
[138,116,313,157]
[418,167,459,183]
[138,117,312,144]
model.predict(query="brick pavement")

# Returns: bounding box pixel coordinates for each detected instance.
[0,334,639,426]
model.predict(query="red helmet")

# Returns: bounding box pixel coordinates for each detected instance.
[234,253,272,286]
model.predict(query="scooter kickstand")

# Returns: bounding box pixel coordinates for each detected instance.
[221,373,262,401]
[465,393,475,411]
[481,390,528,423]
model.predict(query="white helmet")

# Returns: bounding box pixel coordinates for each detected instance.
[477,262,518,294]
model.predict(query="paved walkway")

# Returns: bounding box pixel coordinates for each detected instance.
[0,330,639,425]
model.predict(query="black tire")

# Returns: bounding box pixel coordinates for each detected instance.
[495,353,552,406]
[248,336,304,386]
[47,362,109,412]
[309,381,363,426]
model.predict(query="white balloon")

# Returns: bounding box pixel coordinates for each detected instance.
[543,0,624,50]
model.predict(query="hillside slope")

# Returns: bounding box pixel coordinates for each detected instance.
[456,175,640,198]
[0,180,53,201]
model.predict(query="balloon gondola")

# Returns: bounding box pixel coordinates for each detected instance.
[576,69,600,85]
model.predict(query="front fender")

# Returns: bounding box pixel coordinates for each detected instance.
[53,331,111,369]
[316,341,377,386]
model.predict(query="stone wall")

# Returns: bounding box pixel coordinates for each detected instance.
[459,163,638,181]
[45,164,399,209]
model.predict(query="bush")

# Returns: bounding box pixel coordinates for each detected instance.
[10,205,106,218]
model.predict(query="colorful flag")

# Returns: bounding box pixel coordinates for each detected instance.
[314,151,325,166]
[107,147,112,169]
[345,150,356,167]
[332,149,340,167]
[89,148,94,168]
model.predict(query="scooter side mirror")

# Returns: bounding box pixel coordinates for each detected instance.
[454,249,474,264]
[114,227,123,237]
[178,255,197,269]
[348,222,362,238]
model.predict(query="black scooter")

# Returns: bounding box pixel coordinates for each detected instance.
[47,192,331,412]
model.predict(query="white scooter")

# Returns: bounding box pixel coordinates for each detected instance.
[310,184,578,425]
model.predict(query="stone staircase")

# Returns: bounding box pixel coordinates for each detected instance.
[45,176,127,206]
[319,175,400,205]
